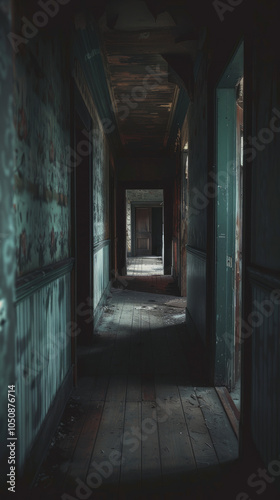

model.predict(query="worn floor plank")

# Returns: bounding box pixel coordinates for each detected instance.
[119,401,142,498]
[65,400,104,483]
[195,387,239,463]
[85,400,125,498]
[179,386,219,469]
[30,287,242,500]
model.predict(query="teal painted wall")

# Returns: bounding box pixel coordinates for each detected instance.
[0,2,17,491]
[10,1,73,478]
[13,30,71,276]
[16,272,72,473]
[92,127,110,245]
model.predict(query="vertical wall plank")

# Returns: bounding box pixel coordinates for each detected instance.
[16,272,72,472]
[250,273,280,464]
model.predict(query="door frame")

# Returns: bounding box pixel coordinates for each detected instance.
[214,41,244,389]
[130,201,164,258]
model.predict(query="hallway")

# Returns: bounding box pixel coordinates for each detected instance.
[2,1,280,498]
[30,287,239,500]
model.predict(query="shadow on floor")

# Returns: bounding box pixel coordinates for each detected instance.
[112,276,180,297]
[20,287,280,500]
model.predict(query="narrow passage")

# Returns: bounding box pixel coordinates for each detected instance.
[30,287,239,500]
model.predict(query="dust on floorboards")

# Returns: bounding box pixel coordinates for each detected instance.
[22,288,280,500]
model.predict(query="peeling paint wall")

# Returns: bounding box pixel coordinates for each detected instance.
[10,1,73,477]
[0,2,17,488]
[13,31,71,276]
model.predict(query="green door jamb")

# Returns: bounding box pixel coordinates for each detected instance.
[215,88,237,388]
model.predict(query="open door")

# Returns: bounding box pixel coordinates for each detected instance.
[215,42,244,395]
[135,207,152,256]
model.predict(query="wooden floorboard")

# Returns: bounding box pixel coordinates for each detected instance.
[30,287,240,500]
[119,401,142,498]
[195,387,239,463]
[86,400,125,498]
[178,386,219,469]
[141,401,162,483]
[65,400,104,483]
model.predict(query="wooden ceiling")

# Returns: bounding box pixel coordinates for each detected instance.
[72,0,238,155]
[95,0,201,154]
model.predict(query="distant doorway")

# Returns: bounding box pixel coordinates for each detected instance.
[126,189,164,275]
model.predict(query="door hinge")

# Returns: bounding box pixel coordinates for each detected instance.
[226,256,233,268]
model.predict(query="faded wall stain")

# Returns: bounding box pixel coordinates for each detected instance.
[13,32,71,276]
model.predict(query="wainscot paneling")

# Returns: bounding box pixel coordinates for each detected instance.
[186,245,207,345]
[93,240,111,326]
[248,266,280,465]
[15,259,74,474]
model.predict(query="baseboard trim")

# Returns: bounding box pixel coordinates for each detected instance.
[94,280,112,328]
[16,258,74,303]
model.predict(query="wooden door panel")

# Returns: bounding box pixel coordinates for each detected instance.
[135,208,152,256]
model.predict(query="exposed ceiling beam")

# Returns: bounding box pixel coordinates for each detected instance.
[102,28,198,58]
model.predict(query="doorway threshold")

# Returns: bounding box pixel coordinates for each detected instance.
[127,256,163,276]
